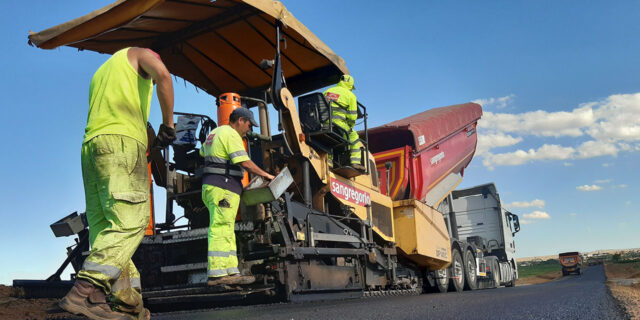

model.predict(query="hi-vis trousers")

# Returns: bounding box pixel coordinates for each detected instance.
[78,134,149,314]
[202,184,241,278]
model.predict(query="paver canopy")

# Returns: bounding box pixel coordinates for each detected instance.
[29,0,349,97]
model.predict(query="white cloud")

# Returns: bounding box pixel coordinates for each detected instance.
[480,106,593,137]
[519,219,534,225]
[576,140,619,158]
[475,132,522,156]
[476,93,640,168]
[569,213,578,217]
[576,184,602,192]
[473,94,515,109]
[615,184,628,189]
[506,199,545,208]
[482,144,574,169]
[594,179,612,184]
[602,163,614,167]
[523,211,551,219]
[563,162,574,167]
[587,94,640,141]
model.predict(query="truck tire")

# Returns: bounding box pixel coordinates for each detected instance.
[434,268,449,293]
[505,261,516,287]
[490,260,500,288]
[463,249,478,291]
[449,248,464,293]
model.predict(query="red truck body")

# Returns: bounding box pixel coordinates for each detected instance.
[369,103,482,201]
[559,252,583,276]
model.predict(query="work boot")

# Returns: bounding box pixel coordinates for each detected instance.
[351,163,366,171]
[59,280,129,320]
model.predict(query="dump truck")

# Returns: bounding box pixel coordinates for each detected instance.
[369,109,521,292]
[19,0,507,309]
[438,184,521,290]
[559,252,582,276]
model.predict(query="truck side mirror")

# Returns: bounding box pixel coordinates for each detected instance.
[511,214,520,234]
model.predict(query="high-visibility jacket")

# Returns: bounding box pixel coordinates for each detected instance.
[84,47,153,147]
[323,80,357,130]
[199,125,250,195]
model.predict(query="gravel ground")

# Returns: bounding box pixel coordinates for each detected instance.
[606,262,640,319]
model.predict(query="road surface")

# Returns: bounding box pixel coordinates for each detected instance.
[154,264,626,320]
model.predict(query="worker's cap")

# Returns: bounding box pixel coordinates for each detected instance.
[340,74,355,90]
[231,107,258,127]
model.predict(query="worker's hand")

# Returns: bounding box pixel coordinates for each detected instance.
[154,123,176,149]
[264,173,275,181]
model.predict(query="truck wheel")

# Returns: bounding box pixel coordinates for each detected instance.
[434,268,449,293]
[449,248,464,293]
[490,260,500,288]
[463,249,478,291]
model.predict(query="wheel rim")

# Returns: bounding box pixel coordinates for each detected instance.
[454,259,463,285]
[467,256,476,283]
[436,269,447,286]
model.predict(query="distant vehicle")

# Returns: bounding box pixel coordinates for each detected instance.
[559,252,583,276]
[587,258,603,266]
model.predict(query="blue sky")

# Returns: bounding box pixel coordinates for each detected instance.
[1,1,638,285]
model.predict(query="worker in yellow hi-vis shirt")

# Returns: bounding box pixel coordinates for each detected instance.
[200,107,274,285]
[59,47,175,320]
[323,74,364,170]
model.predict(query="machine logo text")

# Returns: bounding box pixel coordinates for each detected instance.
[330,178,371,206]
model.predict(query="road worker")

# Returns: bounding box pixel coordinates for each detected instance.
[323,74,364,170]
[200,107,274,285]
[59,47,175,320]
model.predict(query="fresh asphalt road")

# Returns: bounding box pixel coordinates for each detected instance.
[154,265,627,320]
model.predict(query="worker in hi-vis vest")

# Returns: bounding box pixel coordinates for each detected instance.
[60,47,175,320]
[200,107,274,286]
[323,74,364,169]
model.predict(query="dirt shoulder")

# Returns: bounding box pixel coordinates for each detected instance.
[605,262,640,320]
[0,285,78,320]
[516,270,562,286]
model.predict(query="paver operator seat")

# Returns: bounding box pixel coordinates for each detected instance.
[298,92,366,176]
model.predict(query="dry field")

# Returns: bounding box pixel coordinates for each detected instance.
[605,262,640,319]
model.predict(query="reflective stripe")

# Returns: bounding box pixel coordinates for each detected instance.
[350,141,360,147]
[350,157,362,162]
[205,156,228,164]
[83,261,121,279]
[202,167,243,177]
[112,277,141,292]
[208,269,228,277]
[344,109,358,115]
[332,114,346,121]
[208,250,237,257]
[228,150,248,160]
[227,267,240,275]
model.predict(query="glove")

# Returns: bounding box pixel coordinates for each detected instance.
[154,124,176,149]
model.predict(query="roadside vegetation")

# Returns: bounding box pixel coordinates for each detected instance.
[516,259,562,285]
[518,259,560,278]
